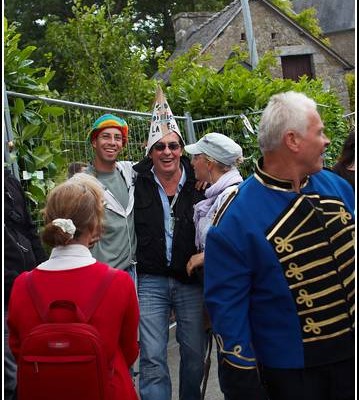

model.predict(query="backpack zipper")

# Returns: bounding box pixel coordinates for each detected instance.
[33,361,39,373]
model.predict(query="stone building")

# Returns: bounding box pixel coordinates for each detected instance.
[165,0,354,110]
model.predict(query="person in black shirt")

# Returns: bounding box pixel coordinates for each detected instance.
[4,168,47,400]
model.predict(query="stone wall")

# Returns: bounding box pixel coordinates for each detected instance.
[326,30,355,66]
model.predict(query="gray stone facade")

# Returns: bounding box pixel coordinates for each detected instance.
[326,31,355,66]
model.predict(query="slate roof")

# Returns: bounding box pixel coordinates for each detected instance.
[170,0,242,60]
[291,0,355,34]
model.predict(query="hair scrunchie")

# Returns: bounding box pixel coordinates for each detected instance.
[52,218,76,239]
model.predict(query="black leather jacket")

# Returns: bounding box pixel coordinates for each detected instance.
[4,169,48,305]
[133,156,204,283]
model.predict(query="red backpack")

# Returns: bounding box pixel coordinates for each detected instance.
[17,267,116,400]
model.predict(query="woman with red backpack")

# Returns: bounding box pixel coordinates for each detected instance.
[7,173,139,400]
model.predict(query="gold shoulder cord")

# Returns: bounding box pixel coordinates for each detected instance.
[212,188,239,227]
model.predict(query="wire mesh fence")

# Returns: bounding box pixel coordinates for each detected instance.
[5,91,262,180]
[5,91,355,227]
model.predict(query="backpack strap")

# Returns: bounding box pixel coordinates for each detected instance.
[26,266,117,323]
[81,266,117,322]
[26,272,49,322]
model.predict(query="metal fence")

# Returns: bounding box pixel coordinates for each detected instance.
[5,91,264,180]
[5,90,355,182]
[4,90,355,229]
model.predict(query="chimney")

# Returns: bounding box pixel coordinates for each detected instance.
[172,12,214,46]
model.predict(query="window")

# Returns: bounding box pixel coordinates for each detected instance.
[281,54,314,81]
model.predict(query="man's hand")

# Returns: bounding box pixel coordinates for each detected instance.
[186,252,205,276]
[195,180,209,191]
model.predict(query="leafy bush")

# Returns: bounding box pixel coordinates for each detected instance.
[162,47,349,176]
[4,17,66,218]
[345,73,355,113]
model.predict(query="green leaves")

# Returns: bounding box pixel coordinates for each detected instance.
[44,1,154,110]
[161,45,349,176]
[4,17,66,222]
[41,105,65,117]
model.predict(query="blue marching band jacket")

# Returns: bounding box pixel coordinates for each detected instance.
[205,159,355,378]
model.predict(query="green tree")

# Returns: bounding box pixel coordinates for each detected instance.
[5,0,232,79]
[131,0,232,73]
[5,0,331,81]
[44,0,155,110]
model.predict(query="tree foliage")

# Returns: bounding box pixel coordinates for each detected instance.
[4,17,66,213]
[344,73,355,113]
[271,0,330,46]
[5,0,233,77]
[130,0,232,71]
[44,0,156,110]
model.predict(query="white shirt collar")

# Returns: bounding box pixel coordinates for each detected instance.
[37,244,96,271]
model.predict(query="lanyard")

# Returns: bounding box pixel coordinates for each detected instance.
[169,191,180,233]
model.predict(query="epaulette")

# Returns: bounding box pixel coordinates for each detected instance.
[212,187,239,226]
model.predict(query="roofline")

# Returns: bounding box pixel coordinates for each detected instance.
[260,0,354,69]
[200,3,243,54]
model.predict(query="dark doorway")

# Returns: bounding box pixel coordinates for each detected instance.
[281,54,314,81]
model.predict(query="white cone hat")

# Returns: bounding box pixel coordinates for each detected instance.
[146,85,184,155]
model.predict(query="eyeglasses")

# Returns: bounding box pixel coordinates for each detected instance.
[153,142,181,151]
[98,132,122,142]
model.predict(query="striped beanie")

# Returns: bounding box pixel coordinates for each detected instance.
[89,114,129,145]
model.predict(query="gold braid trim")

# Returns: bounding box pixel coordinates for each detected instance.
[215,334,256,362]
[223,358,257,370]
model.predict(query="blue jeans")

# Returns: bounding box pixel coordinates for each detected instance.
[124,263,138,290]
[138,274,205,400]
[4,310,17,400]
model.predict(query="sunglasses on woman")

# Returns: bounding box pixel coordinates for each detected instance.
[153,142,181,151]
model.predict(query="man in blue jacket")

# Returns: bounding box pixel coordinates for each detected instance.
[205,91,355,400]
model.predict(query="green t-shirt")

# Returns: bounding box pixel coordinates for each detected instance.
[89,168,136,270]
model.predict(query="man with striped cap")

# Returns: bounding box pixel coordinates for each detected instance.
[86,114,137,282]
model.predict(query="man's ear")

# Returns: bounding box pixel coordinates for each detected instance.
[284,130,300,152]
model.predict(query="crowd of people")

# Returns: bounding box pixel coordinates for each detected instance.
[4,90,355,400]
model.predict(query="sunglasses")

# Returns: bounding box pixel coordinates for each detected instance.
[153,142,181,151]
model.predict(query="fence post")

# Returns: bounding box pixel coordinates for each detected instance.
[4,86,20,180]
[184,112,197,144]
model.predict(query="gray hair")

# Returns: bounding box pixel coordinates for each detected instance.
[258,91,317,153]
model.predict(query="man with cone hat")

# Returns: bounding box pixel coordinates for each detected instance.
[133,86,206,400]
